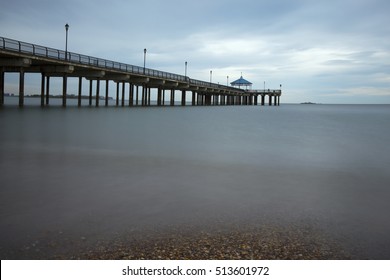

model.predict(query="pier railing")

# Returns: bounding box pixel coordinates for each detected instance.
[0,36,244,93]
[246,89,282,95]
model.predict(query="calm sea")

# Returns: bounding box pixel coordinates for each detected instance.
[1,98,390,259]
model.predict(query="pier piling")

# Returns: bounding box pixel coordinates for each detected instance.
[19,69,25,107]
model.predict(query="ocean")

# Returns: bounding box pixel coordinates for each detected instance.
[1,98,390,259]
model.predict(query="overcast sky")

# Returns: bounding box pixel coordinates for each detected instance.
[1,0,390,104]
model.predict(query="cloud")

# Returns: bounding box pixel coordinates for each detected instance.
[1,0,390,103]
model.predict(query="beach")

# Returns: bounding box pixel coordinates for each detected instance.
[5,222,350,260]
[82,223,350,260]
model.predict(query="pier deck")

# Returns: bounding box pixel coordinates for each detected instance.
[0,37,281,107]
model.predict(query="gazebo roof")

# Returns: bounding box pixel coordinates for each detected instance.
[230,76,253,86]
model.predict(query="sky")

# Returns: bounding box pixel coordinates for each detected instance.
[1,0,390,104]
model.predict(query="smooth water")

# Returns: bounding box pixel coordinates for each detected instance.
[1,100,390,259]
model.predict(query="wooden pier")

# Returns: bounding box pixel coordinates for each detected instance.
[0,37,281,107]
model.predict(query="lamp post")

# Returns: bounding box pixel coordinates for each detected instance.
[65,23,69,60]
[227,76,229,86]
[185,61,188,77]
[210,70,212,83]
[143,48,147,74]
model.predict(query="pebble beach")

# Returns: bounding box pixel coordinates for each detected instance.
[76,223,350,260]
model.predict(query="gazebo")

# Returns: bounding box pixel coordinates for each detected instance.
[230,75,253,90]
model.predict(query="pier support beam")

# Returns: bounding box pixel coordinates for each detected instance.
[141,85,147,106]
[62,74,68,107]
[46,76,50,105]
[96,78,100,107]
[129,83,134,106]
[89,80,93,106]
[147,87,151,106]
[268,95,272,106]
[205,94,212,106]
[19,69,25,107]
[214,95,218,106]
[121,82,125,107]
[192,91,196,106]
[170,89,175,106]
[201,94,204,105]
[0,72,4,106]
[261,95,265,106]
[105,80,109,107]
[157,87,162,106]
[181,90,186,106]
[136,86,139,106]
[116,82,119,106]
[78,77,82,107]
[40,73,45,107]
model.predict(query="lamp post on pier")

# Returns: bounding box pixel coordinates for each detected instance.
[65,23,69,60]
[210,70,212,84]
[227,76,229,86]
[143,48,147,74]
[185,61,188,77]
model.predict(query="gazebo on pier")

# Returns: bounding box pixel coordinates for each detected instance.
[230,75,253,90]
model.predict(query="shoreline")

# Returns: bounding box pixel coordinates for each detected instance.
[74,223,351,260]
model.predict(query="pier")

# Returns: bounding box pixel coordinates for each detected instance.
[0,37,281,107]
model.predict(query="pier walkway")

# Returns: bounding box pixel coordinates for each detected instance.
[0,37,281,107]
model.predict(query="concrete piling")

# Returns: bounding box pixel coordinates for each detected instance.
[18,69,25,107]
[40,73,45,107]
